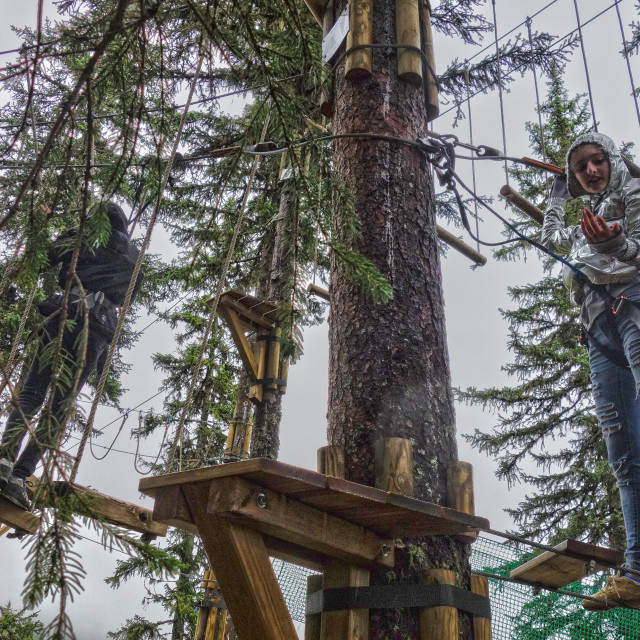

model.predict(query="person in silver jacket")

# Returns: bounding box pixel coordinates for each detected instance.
[542,132,640,610]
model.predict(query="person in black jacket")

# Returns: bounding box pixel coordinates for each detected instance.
[0,202,142,509]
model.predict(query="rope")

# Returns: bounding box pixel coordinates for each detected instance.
[133,412,169,474]
[165,110,272,473]
[69,52,207,483]
[572,0,598,131]
[88,411,129,461]
[491,0,509,186]
[464,63,480,254]
[5,286,36,373]
[615,1,640,130]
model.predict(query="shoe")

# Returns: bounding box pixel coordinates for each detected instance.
[582,573,640,611]
[0,476,30,510]
[0,458,12,490]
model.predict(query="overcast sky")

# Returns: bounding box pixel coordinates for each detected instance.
[1,1,639,637]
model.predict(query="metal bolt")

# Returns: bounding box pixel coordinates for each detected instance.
[381,544,390,557]
[255,492,268,509]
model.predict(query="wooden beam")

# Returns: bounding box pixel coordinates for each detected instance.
[305,574,324,640]
[152,484,199,536]
[397,0,423,86]
[307,282,331,301]
[447,461,477,544]
[265,328,281,391]
[249,328,267,404]
[500,185,545,226]
[218,307,259,380]
[303,0,325,26]
[436,225,487,265]
[374,437,414,496]
[420,0,439,121]
[420,569,458,640]
[207,475,395,568]
[471,575,492,640]
[0,495,39,534]
[49,481,167,537]
[183,484,299,640]
[345,0,373,80]
[317,445,345,478]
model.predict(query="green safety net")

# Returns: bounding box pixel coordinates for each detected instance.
[272,535,640,636]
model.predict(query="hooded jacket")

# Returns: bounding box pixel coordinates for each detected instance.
[40,202,143,338]
[541,133,640,326]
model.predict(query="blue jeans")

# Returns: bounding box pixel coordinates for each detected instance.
[589,296,640,571]
[0,318,109,479]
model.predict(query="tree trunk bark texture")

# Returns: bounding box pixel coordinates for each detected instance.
[329,1,469,637]
[251,182,294,459]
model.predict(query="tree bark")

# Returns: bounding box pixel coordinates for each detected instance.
[251,181,295,459]
[328,1,469,636]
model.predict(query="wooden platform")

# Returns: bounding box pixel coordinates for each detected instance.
[210,290,278,331]
[0,494,40,534]
[140,459,489,640]
[139,458,489,542]
[509,539,624,589]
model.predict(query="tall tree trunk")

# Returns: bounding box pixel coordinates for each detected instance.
[251,181,295,459]
[329,1,469,637]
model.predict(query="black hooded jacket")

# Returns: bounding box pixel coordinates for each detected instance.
[40,202,143,338]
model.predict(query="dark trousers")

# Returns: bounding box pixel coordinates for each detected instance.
[1,318,109,479]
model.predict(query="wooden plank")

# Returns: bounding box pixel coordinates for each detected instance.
[139,458,325,497]
[218,307,260,380]
[0,495,39,534]
[50,481,167,537]
[321,561,369,640]
[262,534,327,571]
[183,484,299,640]
[509,539,624,588]
[207,476,395,568]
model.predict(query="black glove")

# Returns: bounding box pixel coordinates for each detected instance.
[549,174,570,200]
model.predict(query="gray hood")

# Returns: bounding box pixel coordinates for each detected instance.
[566,132,627,199]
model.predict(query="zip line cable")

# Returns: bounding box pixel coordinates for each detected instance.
[615,0,640,130]
[437,0,624,121]
[572,0,598,131]
[491,0,510,186]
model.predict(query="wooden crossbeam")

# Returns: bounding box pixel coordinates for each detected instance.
[214,290,277,331]
[208,475,395,568]
[47,481,167,537]
[0,495,40,534]
[218,306,260,381]
[509,539,624,589]
[183,483,299,640]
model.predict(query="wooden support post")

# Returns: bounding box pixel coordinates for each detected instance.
[183,485,299,640]
[420,569,458,640]
[470,575,491,640]
[345,0,373,81]
[249,329,268,403]
[396,0,423,86]
[195,570,228,640]
[265,327,282,391]
[317,445,345,478]
[374,437,414,496]
[447,461,477,544]
[279,357,289,394]
[500,185,545,225]
[225,418,253,461]
[420,0,439,121]
[305,574,324,640]
[321,561,370,640]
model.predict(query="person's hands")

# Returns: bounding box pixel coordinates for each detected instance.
[549,174,570,200]
[581,207,621,243]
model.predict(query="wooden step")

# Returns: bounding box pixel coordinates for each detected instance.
[0,495,40,534]
[509,539,624,589]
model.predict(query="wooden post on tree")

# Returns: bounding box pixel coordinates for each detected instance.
[345,0,373,80]
[420,569,458,640]
[194,570,228,640]
[396,0,423,86]
[447,461,478,544]
[470,575,492,640]
[325,0,470,636]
